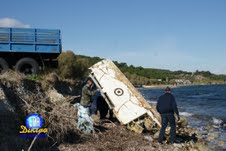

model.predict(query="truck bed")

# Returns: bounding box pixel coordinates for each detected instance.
[0,28,61,54]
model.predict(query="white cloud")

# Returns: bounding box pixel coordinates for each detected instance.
[0,18,30,28]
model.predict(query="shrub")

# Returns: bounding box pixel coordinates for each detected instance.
[57,51,89,79]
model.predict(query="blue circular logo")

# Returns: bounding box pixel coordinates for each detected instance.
[25,114,43,129]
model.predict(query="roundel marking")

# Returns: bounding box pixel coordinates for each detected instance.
[114,88,124,96]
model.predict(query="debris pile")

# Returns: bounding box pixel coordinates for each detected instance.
[0,71,81,150]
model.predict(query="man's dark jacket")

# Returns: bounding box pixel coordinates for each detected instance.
[156,93,179,116]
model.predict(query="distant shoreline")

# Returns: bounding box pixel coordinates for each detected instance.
[140,83,226,89]
[141,85,176,89]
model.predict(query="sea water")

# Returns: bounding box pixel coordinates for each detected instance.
[140,84,226,150]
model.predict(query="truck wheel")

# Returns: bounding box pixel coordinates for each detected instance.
[15,58,39,74]
[0,58,9,73]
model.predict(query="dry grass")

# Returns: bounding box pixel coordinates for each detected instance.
[0,72,82,150]
[0,70,25,82]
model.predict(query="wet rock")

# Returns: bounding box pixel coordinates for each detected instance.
[207,132,219,141]
[217,141,224,147]
[201,131,208,136]
[178,119,188,127]
[223,124,226,129]
[195,142,212,151]
[206,125,213,131]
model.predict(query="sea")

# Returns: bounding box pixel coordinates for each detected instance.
[139,84,226,150]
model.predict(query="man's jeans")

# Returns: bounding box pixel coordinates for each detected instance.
[90,98,97,115]
[158,113,176,143]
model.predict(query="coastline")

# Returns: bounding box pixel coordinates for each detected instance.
[141,84,176,89]
[141,83,226,89]
[139,85,226,150]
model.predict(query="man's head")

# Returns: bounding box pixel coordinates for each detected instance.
[165,87,171,93]
[86,78,93,87]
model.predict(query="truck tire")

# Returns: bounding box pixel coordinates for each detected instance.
[15,58,39,74]
[0,58,9,73]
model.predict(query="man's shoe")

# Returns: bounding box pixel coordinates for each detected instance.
[170,139,181,144]
[158,141,163,145]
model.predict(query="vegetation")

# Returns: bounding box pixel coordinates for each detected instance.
[57,51,89,79]
[56,51,226,85]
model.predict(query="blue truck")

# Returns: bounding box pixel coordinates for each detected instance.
[0,27,62,74]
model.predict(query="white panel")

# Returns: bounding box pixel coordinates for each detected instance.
[89,59,160,125]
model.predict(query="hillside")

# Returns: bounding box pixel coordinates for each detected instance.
[59,51,226,86]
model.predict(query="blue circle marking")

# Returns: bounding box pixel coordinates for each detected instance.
[25,114,43,129]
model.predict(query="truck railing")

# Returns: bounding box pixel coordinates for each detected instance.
[0,27,61,53]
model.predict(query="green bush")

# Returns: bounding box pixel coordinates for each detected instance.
[57,51,89,79]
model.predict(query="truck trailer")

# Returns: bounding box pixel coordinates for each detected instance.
[0,27,62,74]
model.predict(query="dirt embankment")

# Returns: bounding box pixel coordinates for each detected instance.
[0,71,212,151]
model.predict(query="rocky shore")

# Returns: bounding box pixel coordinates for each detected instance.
[0,71,215,151]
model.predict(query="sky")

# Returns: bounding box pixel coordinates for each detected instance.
[0,0,226,74]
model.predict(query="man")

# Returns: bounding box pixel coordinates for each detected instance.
[96,94,113,120]
[156,87,180,144]
[80,78,96,108]
[80,78,100,123]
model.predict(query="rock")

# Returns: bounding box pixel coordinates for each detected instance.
[189,148,199,151]
[173,147,180,151]
[144,135,153,142]
[189,140,195,148]
[195,142,212,151]
[206,125,213,131]
[173,143,182,148]
[178,119,188,127]
[196,135,203,140]
[217,141,224,147]
[206,136,214,141]
[207,132,219,141]
[154,131,160,140]
[47,89,65,102]
[201,131,208,136]
[165,127,170,135]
